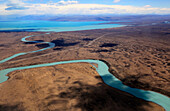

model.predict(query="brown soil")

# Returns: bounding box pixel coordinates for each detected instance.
[0,23,169,97]
[0,32,44,60]
[0,63,164,111]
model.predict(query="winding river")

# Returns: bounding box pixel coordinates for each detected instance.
[0,31,170,110]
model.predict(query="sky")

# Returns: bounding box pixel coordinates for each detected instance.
[0,0,170,15]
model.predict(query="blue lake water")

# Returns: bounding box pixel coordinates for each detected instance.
[0,20,169,111]
[0,20,125,32]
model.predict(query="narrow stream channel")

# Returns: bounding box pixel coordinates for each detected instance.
[0,32,169,111]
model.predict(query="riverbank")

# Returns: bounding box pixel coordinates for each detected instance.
[0,23,169,97]
[0,63,164,111]
[0,21,169,111]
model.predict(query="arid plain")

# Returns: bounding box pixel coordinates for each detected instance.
[0,20,169,110]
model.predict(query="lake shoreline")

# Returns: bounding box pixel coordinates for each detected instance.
[0,22,169,110]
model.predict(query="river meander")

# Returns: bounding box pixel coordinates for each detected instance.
[0,21,169,111]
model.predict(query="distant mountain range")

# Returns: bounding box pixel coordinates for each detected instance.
[0,15,170,22]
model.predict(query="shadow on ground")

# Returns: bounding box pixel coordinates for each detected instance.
[45,79,154,111]
[23,38,79,50]
[0,103,24,111]
[51,39,79,47]
[100,43,118,47]
[36,43,49,48]
[24,40,44,44]
[53,48,63,50]
[82,38,94,41]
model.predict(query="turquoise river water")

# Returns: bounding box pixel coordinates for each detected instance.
[0,21,169,111]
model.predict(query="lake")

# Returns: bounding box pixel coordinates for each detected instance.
[0,20,170,111]
[0,20,125,32]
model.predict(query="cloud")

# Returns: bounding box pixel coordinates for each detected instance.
[5,0,28,10]
[90,7,114,10]
[144,5,151,8]
[57,0,78,6]
[0,2,170,15]
[113,0,120,3]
